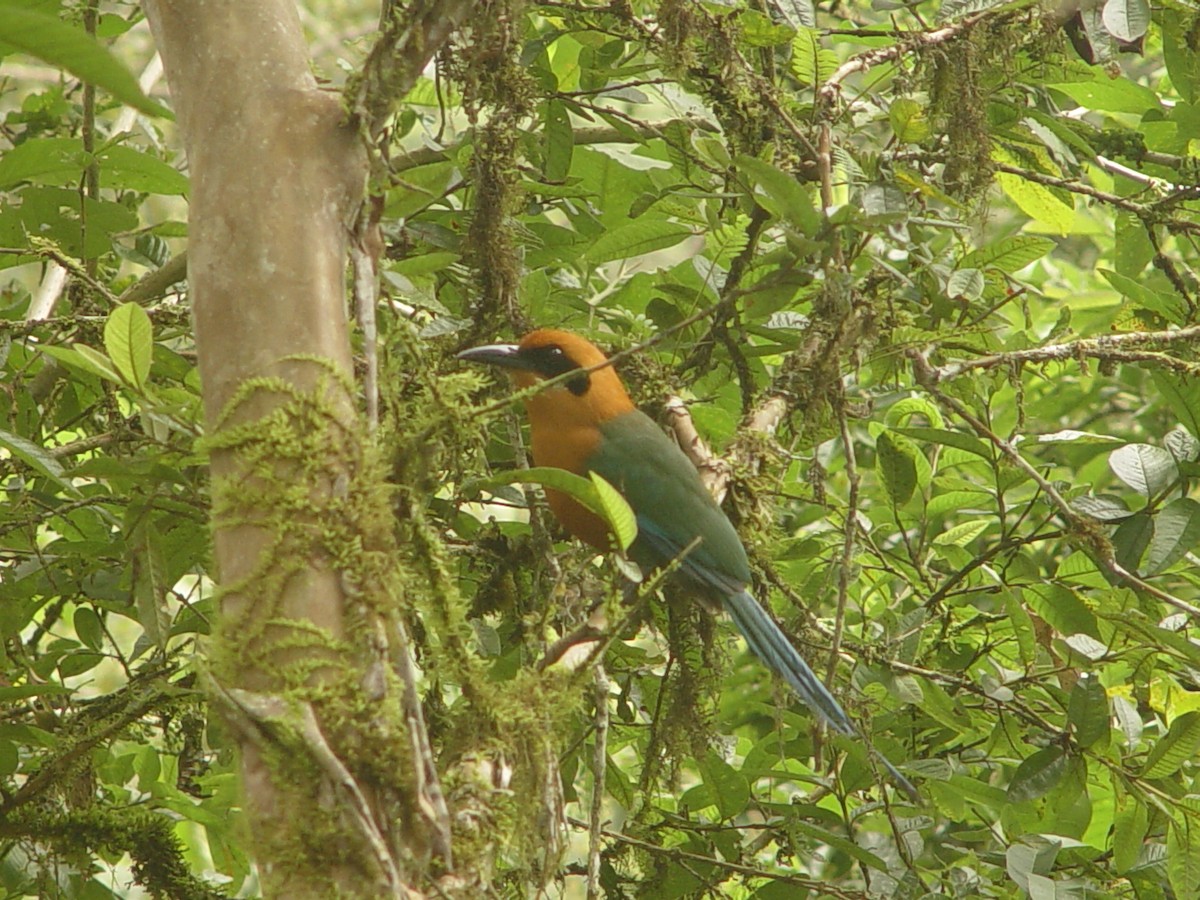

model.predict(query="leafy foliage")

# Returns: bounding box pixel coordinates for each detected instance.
[2,0,1200,897]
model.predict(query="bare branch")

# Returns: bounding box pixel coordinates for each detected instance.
[918,325,1200,383]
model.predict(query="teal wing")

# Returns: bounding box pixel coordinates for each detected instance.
[591,410,751,588]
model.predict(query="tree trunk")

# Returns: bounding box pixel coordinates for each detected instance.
[140,3,414,895]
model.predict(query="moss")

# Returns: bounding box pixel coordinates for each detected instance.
[439,0,535,331]
[1,807,227,899]
[198,361,448,890]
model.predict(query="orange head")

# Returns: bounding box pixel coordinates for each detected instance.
[457,329,635,426]
[459,329,637,549]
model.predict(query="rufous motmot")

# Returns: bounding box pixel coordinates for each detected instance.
[460,328,917,798]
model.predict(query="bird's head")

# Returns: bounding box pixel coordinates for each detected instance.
[458,329,634,422]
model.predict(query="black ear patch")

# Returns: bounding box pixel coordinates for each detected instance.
[521,344,591,396]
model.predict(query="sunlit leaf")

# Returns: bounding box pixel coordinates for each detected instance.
[0,2,169,116]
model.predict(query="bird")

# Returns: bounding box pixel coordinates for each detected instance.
[459,328,917,798]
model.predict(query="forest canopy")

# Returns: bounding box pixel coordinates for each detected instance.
[1,0,1200,897]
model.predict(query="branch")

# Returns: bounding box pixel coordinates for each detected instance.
[349,0,479,142]
[664,396,730,499]
[116,252,188,306]
[994,162,1200,235]
[565,817,871,899]
[910,350,1200,621]
[918,325,1200,383]
[816,11,997,109]
[210,686,414,899]
[586,665,609,900]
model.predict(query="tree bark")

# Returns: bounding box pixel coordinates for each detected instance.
[141,2,381,895]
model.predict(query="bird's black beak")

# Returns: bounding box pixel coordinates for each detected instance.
[457,342,526,371]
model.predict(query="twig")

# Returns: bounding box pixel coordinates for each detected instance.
[918,324,1200,383]
[816,11,996,109]
[351,237,381,430]
[212,687,408,897]
[994,162,1200,236]
[663,396,729,498]
[348,0,478,142]
[587,664,609,900]
[829,397,858,693]
[564,816,871,898]
[910,349,1200,621]
[15,242,118,306]
[116,252,188,306]
[1095,155,1176,192]
[28,262,69,322]
[391,618,454,866]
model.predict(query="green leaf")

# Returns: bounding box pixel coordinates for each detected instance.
[1169,797,1200,900]
[1100,268,1187,324]
[1112,513,1153,574]
[0,3,169,117]
[104,302,154,391]
[946,267,984,301]
[788,818,889,871]
[1007,746,1069,803]
[605,754,635,808]
[0,427,77,493]
[1071,494,1131,522]
[889,98,931,143]
[543,99,573,183]
[73,607,104,651]
[696,750,750,821]
[1141,711,1200,779]
[934,519,990,547]
[0,684,73,702]
[959,235,1055,273]
[1067,674,1110,749]
[1164,10,1200,104]
[589,472,638,552]
[1112,787,1149,874]
[769,0,815,29]
[38,343,124,384]
[994,149,1074,234]
[1005,589,1037,666]
[469,467,636,551]
[790,27,837,87]
[131,520,170,650]
[98,145,189,195]
[1101,0,1150,42]
[1145,498,1200,575]
[1108,444,1178,497]
[1006,837,1061,893]
[1165,427,1200,464]
[384,161,460,220]
[734,154,820,233]
[1024,583,1099,639]
[876,431,918,507]
[0,137,87,189]
[585,218,691,264]
[886,397,944,428]
[1151,372,1200,442]
[737,9,796,47]
[1046,76,1160,114]
[894,426,992,459]
[1113,213,1154,279]
[861,183,909,225]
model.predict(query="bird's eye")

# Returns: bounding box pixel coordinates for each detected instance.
[524,343,590,395]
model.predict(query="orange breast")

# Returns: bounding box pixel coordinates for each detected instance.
[525,395,615,552]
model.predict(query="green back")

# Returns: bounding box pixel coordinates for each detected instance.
[590,410,752,587]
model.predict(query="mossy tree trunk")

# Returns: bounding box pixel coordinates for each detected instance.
[141,2,456,895]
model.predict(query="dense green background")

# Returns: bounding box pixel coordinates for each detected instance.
[2,0,1200,896]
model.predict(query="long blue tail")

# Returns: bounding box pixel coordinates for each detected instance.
[724,589,918,799]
